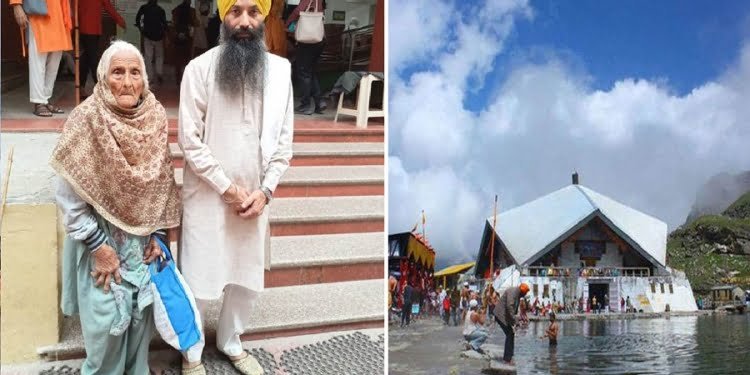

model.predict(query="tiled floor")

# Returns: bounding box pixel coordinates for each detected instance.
[1,74,385,130]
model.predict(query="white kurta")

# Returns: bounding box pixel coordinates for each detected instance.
[178,47,294,299]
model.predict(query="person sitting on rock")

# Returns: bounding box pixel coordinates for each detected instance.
[463,299,488,355]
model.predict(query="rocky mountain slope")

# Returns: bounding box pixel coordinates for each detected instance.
[684,171,750,225]
[668,191,750,294]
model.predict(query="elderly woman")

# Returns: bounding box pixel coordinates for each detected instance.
[50,40,181,374]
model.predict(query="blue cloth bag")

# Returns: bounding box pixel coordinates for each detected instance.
[149,238,202,352]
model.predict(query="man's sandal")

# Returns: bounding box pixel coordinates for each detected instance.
[181,363,206,375]
[46,104,64,114]
[33,103,52,117]
[230,351,264,375]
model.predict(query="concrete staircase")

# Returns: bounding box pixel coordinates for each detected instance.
[37,121,386,360]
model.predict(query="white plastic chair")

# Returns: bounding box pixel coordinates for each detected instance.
[334,73,385,128]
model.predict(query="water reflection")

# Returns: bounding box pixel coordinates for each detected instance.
[513,315,749,374]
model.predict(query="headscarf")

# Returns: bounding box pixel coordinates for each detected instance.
[217,0,270,21]
[50,82,181,236]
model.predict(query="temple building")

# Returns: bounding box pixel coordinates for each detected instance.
[474,174,697,313]
[388,231,436,308]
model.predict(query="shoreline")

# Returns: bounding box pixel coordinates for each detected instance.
[526,309,719,321]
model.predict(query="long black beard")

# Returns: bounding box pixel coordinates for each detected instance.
[216,23,266,96]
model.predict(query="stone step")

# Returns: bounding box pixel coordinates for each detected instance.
[266,232,384,287]
[269,196,384,236]
[37,279,385,361]
[169,142,384,168]
[173,165,384,197]
[1,119,384,144]
[165,119,384,143]
[171,196,383,237]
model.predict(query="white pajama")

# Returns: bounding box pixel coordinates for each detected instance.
[28,24,62,105]
[185,284,259,362]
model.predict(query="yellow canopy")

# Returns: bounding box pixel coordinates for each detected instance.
[433,262,475,277]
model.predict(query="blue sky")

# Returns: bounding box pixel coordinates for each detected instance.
[389,0,750,269]
[463,0,749,111]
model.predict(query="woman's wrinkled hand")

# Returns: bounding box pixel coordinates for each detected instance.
[143,237,163,265]
[90,244,121,293]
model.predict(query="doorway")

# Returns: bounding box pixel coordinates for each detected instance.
[588,282,609,311]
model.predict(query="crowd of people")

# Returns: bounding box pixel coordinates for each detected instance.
[390,275,648,368]
[12,0,327,117]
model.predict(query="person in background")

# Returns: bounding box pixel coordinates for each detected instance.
[401,282,414,328]
[286,0,326,115]
[450,288,461,326]
[592,295,598,314]
[519,297,529,327]
[540,311,559,346]
[192,0,212,57]
[604,294,609,313]
[264,0,287,57]
[442,291,451,325]
[172,0,199,84]
[78,0,127,98]
[136,0,168,87]
[463,300,488,355]
[10,0,72,117]
[483,284,496,323]
[437,287,445,313]
[460,282,470,322]
[492,283,530,366]
[206,9,222,48]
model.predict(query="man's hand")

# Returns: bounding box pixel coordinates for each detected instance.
[239,189,267,219]
[12,4,28,29]
[90,244,121,293]
[143,237,163,264]
[222,184,251,213]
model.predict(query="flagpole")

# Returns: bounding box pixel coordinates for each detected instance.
[489,195,498,279]
[422,209,426,240]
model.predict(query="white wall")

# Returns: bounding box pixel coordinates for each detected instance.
[617,274,697,313]
[325,0,376,27]
[519,276,565,305]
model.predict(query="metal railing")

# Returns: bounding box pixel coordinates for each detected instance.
[522,266,651,278]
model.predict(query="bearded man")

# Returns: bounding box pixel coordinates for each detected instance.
[177,0,293,373]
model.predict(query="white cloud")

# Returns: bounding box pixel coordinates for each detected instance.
[388,0,453,72]
[389,1,750,267]
[388,157,484,263]
[390,72,474,168]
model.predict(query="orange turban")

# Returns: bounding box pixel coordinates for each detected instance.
[217,0,271,21]
[519,283,530,295]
